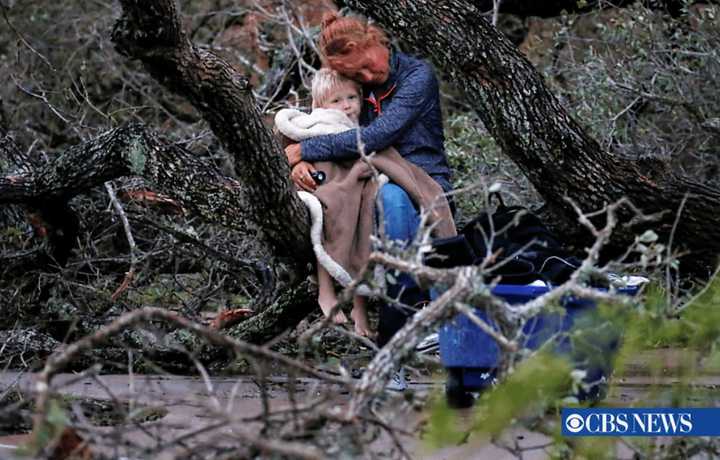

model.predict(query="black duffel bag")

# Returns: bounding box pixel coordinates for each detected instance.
[425,198,580,285]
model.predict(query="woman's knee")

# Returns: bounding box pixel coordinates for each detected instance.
[379,183,419,241]
[380,183,410,210]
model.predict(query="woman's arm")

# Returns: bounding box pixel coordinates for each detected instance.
[296,63,438,162]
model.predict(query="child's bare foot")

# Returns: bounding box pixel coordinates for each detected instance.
[319,297,348,324]
[332,310,349,324]
[350,306,373,338]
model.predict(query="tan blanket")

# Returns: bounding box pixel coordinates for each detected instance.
[312,150,456,283]
[275,108,456,288]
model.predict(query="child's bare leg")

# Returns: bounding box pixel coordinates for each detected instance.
[317,265,348,324]
[350,296,373,337]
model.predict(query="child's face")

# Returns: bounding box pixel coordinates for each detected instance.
[322,81,361,124]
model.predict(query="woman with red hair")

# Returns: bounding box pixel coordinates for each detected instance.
[285,12,453,391]
[286,12,451,193]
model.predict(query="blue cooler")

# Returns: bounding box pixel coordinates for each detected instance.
[440,283,639,405]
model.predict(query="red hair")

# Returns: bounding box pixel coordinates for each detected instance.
[318,12,389,64]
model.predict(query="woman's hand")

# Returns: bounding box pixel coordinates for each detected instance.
[285,143,302,168]
[291,161,318,192]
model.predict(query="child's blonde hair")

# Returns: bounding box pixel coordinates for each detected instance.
[311,68,361,109]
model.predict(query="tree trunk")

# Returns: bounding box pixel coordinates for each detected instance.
[344,0,720,274]
[469,0,702,18]
[4,0,321,345]
[1,124,260,237]
[111,0,310,264]
[107,0,323,341]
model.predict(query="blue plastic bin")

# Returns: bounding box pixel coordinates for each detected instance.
[440,283,639,396]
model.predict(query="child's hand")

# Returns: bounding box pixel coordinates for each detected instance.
[291,161,319,192]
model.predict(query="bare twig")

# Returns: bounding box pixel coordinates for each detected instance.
[0,4,55,70]
[492,0,502,27]
[455,302,517,352]
[105,181,138,301]
[666,193,688,307]
[32,306,350,452]
[347,266,475,416]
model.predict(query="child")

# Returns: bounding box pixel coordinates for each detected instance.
[275,69,373,337]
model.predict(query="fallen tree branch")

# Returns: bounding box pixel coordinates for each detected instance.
[455,302,518,352]
[344,0,720,274]
[31,305,350,454]
[0,124,255,235]
[347,266,475,416]
[112,0,311,261]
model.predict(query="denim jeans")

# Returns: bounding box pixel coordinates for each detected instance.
[376,183,428,347]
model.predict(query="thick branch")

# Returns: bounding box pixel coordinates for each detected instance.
[1,124,259,237]
[111,0,311,261]
[345,0,720,271]
[2,124,319,338]
[226,279,317,343]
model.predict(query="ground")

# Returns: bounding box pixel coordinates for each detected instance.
[1,348,718,459]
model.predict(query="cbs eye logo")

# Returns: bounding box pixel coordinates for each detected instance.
[565,414,585,433]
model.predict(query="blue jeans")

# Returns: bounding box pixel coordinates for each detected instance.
[376,183,428,347]
[380,183,420,243]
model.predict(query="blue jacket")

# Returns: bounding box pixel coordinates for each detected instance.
[300,50,452,192]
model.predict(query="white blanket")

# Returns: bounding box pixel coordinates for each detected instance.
[274,107,356,140]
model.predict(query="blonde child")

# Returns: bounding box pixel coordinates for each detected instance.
[275,69,372,337]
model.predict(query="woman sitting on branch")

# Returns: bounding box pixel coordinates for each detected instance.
[284,12,455,390]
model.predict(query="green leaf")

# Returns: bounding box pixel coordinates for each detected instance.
[472,353,572,437]
[424,395,469,448]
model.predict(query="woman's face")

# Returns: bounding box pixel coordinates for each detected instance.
[322,81,361,123]
[331,43,390,86]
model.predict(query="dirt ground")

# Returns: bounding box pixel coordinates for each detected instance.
[3,349,718,460]
[0,371,555,459]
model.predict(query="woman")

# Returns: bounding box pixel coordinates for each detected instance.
[286,13,451,194]
[285,12,452,389]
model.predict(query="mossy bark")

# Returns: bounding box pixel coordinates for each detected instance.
[3,0,320,348]
[106,1,324,342]
[105,1,321,341]
[1,124,259,237]
[1,124,316,346]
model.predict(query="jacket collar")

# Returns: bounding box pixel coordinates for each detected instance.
[362,49,402,117]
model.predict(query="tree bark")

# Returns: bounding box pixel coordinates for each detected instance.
[1,124,259,237]
[2,124,267,269]
[4,0,321,345]
[111,0,311,264]
[344,0,720,274]
[107,1,322,339]
[469,0,706,18]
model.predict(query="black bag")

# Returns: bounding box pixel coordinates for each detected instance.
[426,196,580,285]
[424,235,477,268]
